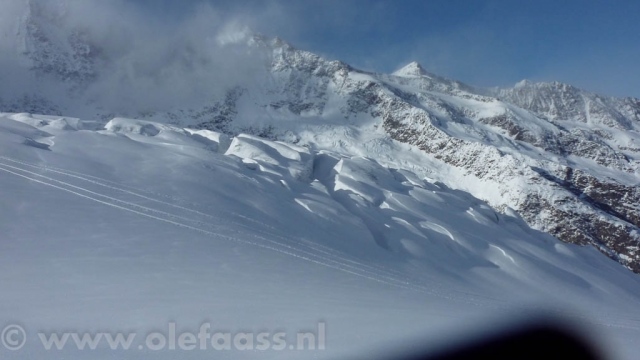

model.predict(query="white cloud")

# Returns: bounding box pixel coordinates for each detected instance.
[216,21,252,46]
[0,0,279,115]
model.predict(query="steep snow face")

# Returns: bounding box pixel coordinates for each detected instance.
[2,2,640,273]
[2,114,640,359]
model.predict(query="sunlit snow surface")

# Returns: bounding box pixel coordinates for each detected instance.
[1,113,640,359]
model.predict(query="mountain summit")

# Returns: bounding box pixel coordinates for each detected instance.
[392,61,429,77]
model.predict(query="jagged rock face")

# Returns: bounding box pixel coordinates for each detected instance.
[19,1,103,86]
[2,6,640,272]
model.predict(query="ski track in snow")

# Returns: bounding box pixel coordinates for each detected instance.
[0,155,270,230]
[0,156,420,287]
[0,158,475,299]
[0,156,409,280]
[0,163,435,294]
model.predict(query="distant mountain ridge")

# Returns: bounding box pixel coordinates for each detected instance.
[3,0,640,272]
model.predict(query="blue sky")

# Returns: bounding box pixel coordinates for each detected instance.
[133,0,640,97]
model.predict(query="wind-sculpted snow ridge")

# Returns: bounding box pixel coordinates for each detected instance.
[1,1,640,273]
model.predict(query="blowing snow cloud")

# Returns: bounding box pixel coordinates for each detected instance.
[0,0,268,116]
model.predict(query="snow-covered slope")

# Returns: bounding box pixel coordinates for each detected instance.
[1,113,640,359]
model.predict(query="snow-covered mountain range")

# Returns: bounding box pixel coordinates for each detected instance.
[4,0,638,273]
